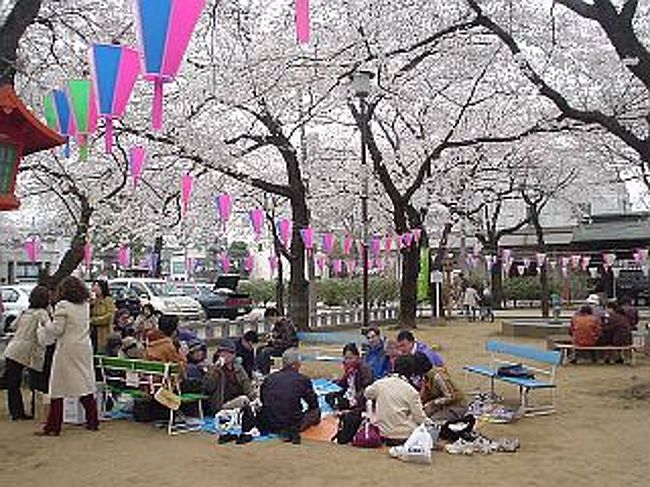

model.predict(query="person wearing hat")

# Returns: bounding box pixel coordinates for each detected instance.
[121,336,144,359]
[202,339,255,415]
[257,348,321,444]
[183,339,207,392]
[585,293,608,323]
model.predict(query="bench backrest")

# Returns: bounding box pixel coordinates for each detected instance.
[94,355,180,376]
[486,340,561,367]
[297,331,367,345]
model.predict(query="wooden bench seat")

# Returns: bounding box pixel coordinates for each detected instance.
[552,343,638,365]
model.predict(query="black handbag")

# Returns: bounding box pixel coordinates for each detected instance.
[497,364,535,379]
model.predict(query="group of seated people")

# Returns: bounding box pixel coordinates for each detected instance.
[569,294,638,363]
[102,302,463,446]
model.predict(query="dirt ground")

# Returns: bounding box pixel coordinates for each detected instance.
[1,320,649,487]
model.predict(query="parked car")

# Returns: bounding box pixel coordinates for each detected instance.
[1,284,35,332]
[176,275,253,319]
[108,282,142,318]
[108,278,205,321]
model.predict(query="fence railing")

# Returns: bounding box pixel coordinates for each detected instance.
[182,304,412,341]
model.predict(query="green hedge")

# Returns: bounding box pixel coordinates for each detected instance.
[316,277,399,307]
[238,280,276,305]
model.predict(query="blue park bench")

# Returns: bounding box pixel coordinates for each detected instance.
[463,340,562,417]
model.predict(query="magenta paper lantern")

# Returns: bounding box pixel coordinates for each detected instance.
[24,237,40,263]
[581,256,591,271]
[402,232,413,248]
[371,236,381,257]
[316,255,326,273]
[216,193,232,226]
[343,235,354,255]
[295,0,311,44]
[332,259,343,276]
[219,253,231,274]
[412,228,422,244]
[637,249,648,263]
[181,173,194,216]
[249,208,265,240]
[134,0,206,130]
[346,260,357,274]
[244,254,255,274]
[268,254,279,275]
[300,227,315,253]
[277,218,292,247]
[84,242,93,267]
[118,245,131,268]
[322,233,335,254]
[384,236,393,254]
[91,44,140,153]
[129,146,147,187]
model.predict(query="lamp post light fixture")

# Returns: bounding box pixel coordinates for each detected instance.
[349,70,375,329]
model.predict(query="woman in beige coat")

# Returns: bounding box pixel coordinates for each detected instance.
[2,286,52,420]
[89,280,116,353]
[39,277,98,436]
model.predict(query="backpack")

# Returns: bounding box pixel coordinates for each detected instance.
[332,409,362,444]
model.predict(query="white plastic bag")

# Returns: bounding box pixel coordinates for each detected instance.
[400,424,434,464]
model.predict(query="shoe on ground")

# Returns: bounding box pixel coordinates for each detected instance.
[444,438,474,455]
[236,433,253,444]
[389,446,406,458]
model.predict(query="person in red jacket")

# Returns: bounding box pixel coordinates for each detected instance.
[569,306,602,363]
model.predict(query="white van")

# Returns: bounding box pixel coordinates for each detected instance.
[109,278,205,321]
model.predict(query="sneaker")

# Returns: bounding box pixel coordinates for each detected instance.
[444,438,474,455]
[470,435,495,454]
[389,446,406,458]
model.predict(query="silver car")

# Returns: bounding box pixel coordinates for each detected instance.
[1,284,35,332]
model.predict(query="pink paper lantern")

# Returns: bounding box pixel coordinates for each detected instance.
[129,146,147,187]
[181,173,194,216]
[295,0,311,44]
[332,259,343,276]
[536,253,546,268]
[560,256,571,269]
[215,193,232,226]
[134,0,207,130]
[571,255,582,269]
[84,242,93,267]
[485,255,494,271]
[268,255,279,275]
[412,228,422,244]
[24,237,40,263]
[384,236,393,254]
[522,258,531,269]
[118,245,131,268]
[219,253,231,274]
[249,208,265,240]
[502,249,512,261]
[581,256,591,271]
[316,255,327,273]
[603,253,616,267]
[343,235,354,255]
[300,227,315,253]
[277,218,292,247]
[371,236,381,257]
[346,259,357,275]
[322,233,335,255]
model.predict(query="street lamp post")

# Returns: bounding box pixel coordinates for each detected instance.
[350,70,374,329]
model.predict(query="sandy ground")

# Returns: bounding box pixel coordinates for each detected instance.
[1,320,649,487]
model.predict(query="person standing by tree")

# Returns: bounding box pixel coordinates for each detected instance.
[38,277,98,436]
[89,280,116,353]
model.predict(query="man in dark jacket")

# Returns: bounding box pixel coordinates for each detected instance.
[256,308,299,375]
[258,348,320,444]
[235,330,258,378]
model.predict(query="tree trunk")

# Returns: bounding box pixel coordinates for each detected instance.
[530,210,550,318]
[42,201,93,290]
[287,194,309,331]
[399,244,419,328]
[275,256,284,315]
[0,1,43,86]
[152,235,163,278]
[431,222,453,319]
[540,263,550,318]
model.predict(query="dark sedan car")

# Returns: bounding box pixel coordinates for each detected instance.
[108,282,142,318]
[177,276,252,319]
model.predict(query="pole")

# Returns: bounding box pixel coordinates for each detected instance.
[360,96,369,329]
